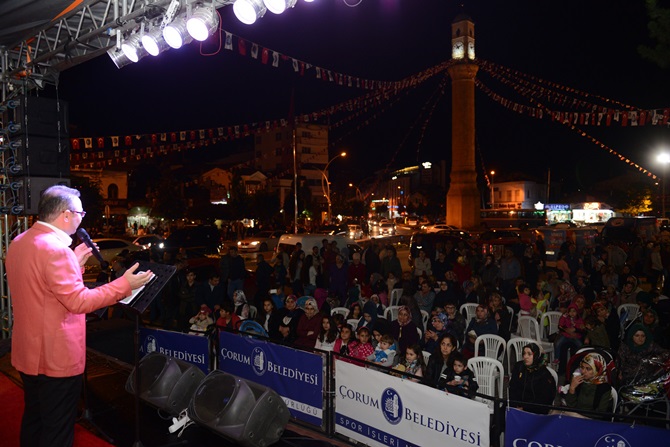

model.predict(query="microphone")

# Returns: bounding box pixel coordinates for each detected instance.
[76,228,109,269]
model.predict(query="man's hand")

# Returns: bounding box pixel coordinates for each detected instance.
[123,263,154,290]
[74,243,94,267]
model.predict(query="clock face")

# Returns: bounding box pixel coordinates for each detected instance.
[452,41,464,59]
[468,41,475,59]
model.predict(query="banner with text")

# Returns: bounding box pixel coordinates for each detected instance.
[139,328,210,373]
[335,359,490,447]
[217,331,324,427]
[505,408,667,447]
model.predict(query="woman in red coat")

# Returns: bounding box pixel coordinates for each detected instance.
[294,297,323,348]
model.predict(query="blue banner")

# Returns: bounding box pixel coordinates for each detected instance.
[217,331,324,427]
[139,328,210,373]
[505,408,666,447]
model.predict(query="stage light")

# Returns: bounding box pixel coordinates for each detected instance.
[233,0,267,25]
[304,0,315,2]
[263,0,297,14]
[107,46,134,69]
[186,5,219,41]
[141,28,169,56]
[163,16,193,49]
[121,34,145,63]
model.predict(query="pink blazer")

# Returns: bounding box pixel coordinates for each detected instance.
[7,223,132,377]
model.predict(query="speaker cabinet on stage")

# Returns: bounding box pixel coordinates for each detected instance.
[188,370,290,447]
[10,96,70,178]
[125,352,206,417]
[19,177,70,215]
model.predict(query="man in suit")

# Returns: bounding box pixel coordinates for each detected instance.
[6,185,152,447]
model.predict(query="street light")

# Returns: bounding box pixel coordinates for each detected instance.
[490,170,496,208]
[321,151,346,222]
[658,153,670,218]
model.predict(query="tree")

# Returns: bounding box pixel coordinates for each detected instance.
[70,175,105,229]
[640,0,670,68]
[152,173,187,220]
[612,183,654,215]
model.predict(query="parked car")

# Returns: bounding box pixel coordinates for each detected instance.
[132,235,165,250]
[237,230,284,252]
[87,238,143,267]
[161,225,222,258]
[422,224,463,233]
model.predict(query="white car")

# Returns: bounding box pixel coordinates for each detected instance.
[379,222,396,236]
[237,231,284,252]
[87,238,143,267]
[348,224,364,240]
[422,224,462,233]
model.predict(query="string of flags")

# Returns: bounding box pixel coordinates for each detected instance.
[70,60,448,170]
[474,77,659,180]
[478,61,670,127]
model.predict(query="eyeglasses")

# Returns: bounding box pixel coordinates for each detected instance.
[67,210,86,217]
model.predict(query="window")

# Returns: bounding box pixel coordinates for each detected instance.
[301,131,312,138]
[275,147,283,156]
[275,133,282,141]
[107,184,119,199]
[302,146,311,154]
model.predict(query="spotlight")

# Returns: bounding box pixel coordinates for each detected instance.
[107,47,133,69]
[141,28,169,56]
[233,0,267,25]
[304,0,315,2]
[186,6,219,41]
[263,0,297,14]
[121,34,145,63]
[163,16,193,49]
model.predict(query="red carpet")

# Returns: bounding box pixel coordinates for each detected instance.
[0,373,113,447]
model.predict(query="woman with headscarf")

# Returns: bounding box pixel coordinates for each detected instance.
[357,300,379,331]
[564,352,613,417]
[390,305,420,359]
[276,294,304,343]
[509,343,556,414]
[422,312,449,354]
[232,289,250,320]
[294,297,323,348]
[617,323,668,384]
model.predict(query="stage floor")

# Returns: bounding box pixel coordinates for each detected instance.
[0,319,351,447]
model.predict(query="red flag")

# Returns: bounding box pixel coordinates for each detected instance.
[71,138,80,150]
[97,137,104,149]
[238,39,247,56]
[125,135,132,146]
[261,48,269,64]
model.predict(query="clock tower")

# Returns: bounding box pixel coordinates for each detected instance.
[447,13,480,229]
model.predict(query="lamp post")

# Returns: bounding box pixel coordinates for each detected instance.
[321,151,346,222]
[349,183,363,202]
[658,153,670,218]
[490,170,496,208]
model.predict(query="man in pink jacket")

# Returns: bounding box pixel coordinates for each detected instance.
[6,185,153,447]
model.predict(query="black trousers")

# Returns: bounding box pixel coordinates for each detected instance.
[19,372,83,447]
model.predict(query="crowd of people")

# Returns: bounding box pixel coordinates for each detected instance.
[107,231,670,420]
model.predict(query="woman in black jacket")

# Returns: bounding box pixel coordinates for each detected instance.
[509,343,556,414]
[423,333,458,389]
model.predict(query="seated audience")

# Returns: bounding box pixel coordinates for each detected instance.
[617,323,669,384]
[294,297,323,348]
[424,333,458,389]
[509,343,556,414]
[564,352,613,418]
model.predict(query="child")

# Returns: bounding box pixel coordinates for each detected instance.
[518,283,533,316]
[443,352,478,398]
[367,333,397,366]
[315,315,338,352]
[333,324,358,359]
[583,315,610,349]
[215,301,242,331]
[189,304,213,335]
[394,344,425,382]
[350,326,375,361]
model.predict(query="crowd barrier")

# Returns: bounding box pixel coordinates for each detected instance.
[136,327,669,446]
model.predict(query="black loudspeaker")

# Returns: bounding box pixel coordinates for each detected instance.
[10,135,70,177]
[17,177,70,215]
[17,96,69,137]
[125,352,206,417]
[188,370,290,447]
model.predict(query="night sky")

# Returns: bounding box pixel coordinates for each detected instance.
[50,0,668,195]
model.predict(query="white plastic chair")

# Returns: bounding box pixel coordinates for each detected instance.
[389,288,403,307]
[460,303,478,327]
[331,306,350,318]
[539,311,562,341]
[474,334,506,362]
[467,357,504,413]
[506,306,515,332]
[248,305,257,319]
[617,303,640,325]
[547,364,558,388]
[420,310,430,332]
[384,305,401,321]
[346,318,360,328]
[506,337,541,374]
[513,316,555,362]
[422,350,432,366]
